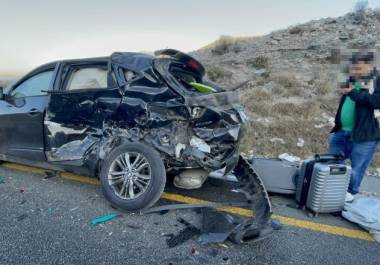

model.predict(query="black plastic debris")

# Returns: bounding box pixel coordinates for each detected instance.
[16,214,27,221]
[158,210,169,215]
[166,218,201,248]
[126,224,141,229]
[44,171,58,179]
[199,208,243,244]
[198,206,277,244]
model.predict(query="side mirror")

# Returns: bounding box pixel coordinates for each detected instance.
[6,92,26,108]
[13,97,26,108]
[0,86,4,100]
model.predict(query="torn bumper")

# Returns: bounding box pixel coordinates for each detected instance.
[227,155,273,243]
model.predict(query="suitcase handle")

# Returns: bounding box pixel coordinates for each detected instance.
[314,153,344,162]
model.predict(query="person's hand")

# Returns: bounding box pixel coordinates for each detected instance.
[338,82,353,94]
[339,87,353,94]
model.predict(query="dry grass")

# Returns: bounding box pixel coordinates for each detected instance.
[240,91,337,161]
[313,79,333,95]
[268,73,303,97]
[271,102,315,118]
[240,116,330,158]
[210,36,241,56]
[206,66,233,82]
[239,75,344,158]
[246,56,269,69]
[242,88,273,117]
[315,95,339,113]
[201,35,258,50]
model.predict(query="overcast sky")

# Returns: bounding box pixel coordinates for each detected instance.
[0,0,379,76]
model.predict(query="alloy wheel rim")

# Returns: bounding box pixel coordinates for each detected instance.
[108,152,152,200]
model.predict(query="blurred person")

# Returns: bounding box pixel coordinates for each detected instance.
[329,50,380,202]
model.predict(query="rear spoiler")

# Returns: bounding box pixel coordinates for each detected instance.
[154,49,205,77]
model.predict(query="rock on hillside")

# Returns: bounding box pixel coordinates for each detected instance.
[192,9,380,168]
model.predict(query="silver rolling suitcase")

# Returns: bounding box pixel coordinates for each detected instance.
[296,154,351,215]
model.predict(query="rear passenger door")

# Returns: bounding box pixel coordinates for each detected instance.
[44,61,122,162]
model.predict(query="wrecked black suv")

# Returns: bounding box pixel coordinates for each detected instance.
[0,50,253,211]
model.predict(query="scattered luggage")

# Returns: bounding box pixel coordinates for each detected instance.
[251,158,299,195]
[295,154,351,215]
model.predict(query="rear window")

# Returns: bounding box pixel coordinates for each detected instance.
[66,67,107,90]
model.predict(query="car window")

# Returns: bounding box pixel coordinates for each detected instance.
[66,67,107,90]
[124,70,137,82]
[11,70,54,97]
[123,68,162,88]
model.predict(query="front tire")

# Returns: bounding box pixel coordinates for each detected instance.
[99,142,166,211]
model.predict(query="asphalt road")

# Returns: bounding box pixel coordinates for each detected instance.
[0,165,379,265]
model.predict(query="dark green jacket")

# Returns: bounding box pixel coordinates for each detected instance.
[331,76,380,142]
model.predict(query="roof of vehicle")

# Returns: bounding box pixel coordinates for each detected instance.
[58,50,205,77]
[29,50,204,78]
[110,52,154,73]
[48,57,109,67]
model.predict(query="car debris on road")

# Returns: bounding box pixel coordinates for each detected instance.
[91,213,119,225]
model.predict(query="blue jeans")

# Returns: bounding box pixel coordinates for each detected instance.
[328,130,379,194]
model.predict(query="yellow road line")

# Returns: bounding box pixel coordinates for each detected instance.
[0,162,374,242]
[1,163,101,185]
[2,162,48,175]
[61,172,100,185]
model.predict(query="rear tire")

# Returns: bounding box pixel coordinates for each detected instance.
[99,142,166,211]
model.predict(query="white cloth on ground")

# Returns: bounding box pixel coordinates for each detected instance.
[342,197,380,243]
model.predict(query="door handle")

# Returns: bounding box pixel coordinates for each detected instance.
[28,108,40,117]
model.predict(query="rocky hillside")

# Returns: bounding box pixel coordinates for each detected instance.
[192,9,380,168]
